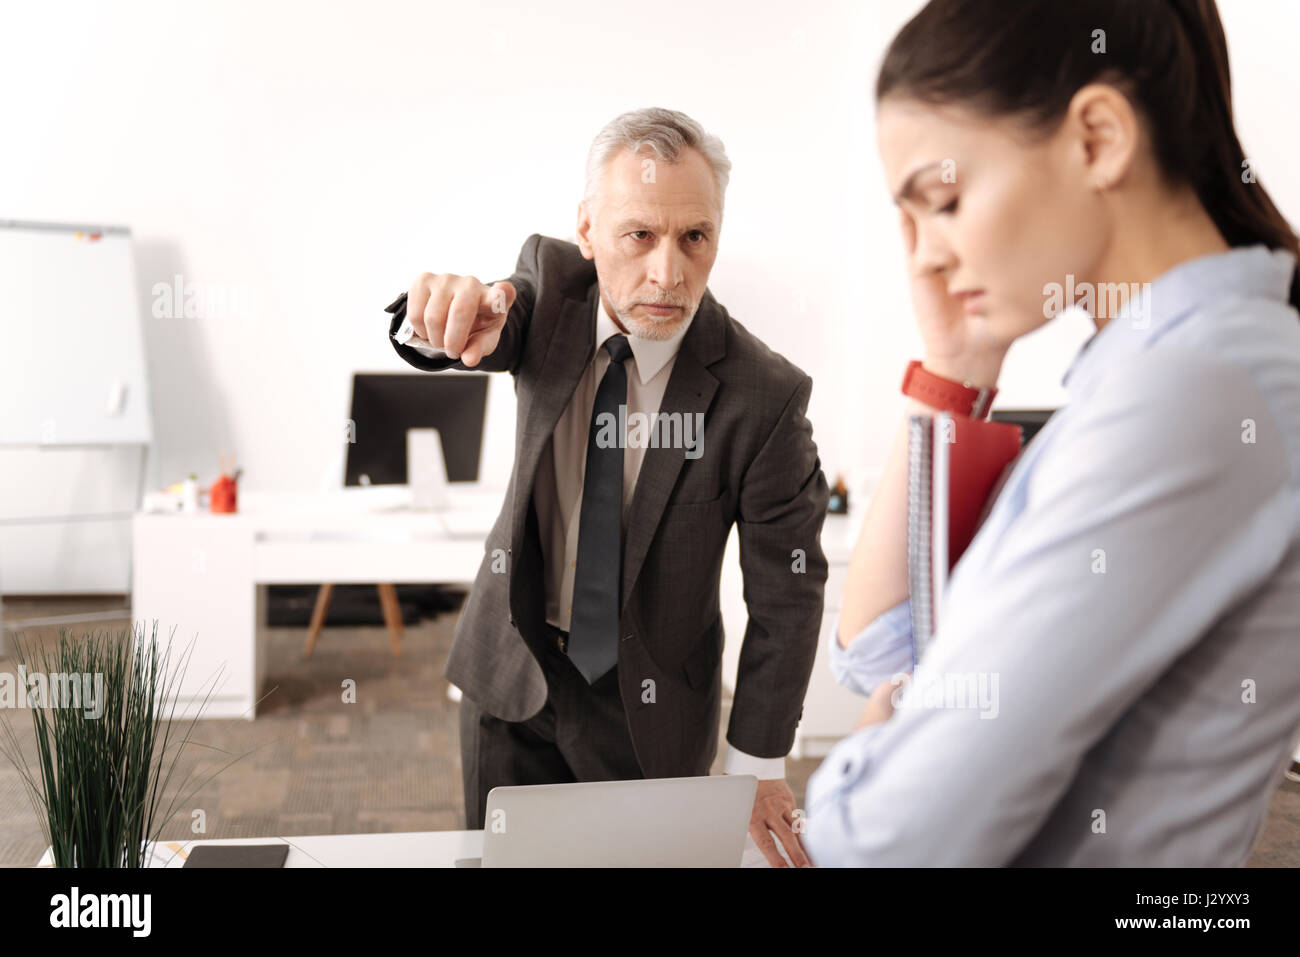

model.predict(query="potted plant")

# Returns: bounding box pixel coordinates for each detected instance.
[0,620,243,867]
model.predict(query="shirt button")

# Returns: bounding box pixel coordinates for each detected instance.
[508,615,515,628]
[507,547,512,556]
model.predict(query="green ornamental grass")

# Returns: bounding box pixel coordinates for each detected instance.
[0,621,247,867]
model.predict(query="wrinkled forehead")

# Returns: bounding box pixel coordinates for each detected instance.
[592,146,721,229]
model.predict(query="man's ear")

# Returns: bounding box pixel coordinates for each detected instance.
[1064,82,1139,192]
[575,202,596,260]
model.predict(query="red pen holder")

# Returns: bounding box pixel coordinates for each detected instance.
[209,473,238,513]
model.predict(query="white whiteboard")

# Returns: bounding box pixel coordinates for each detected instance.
[0,221,152,446]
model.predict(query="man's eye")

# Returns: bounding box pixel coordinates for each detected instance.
[686,231,705,243]
[937,197,958,214]
[631,230,651,241]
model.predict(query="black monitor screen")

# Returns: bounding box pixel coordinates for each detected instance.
[990,408,1056,448]
[346,373,489,485]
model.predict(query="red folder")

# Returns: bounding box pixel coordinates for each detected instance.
[907,412,1023,664]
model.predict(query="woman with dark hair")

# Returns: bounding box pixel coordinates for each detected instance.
[805,0,1300,865]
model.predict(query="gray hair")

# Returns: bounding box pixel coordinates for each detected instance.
[583,107,732,224]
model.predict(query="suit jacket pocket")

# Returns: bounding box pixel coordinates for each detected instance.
[642,494,729,656]
[659,490,727,521]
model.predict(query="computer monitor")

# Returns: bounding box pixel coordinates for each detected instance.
[345,372,489,485]
[990,408,1056,447]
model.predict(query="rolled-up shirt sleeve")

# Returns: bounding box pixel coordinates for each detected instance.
[804,349,1292,866]
[829,599,914,697]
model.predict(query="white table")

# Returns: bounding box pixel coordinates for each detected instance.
[37,830,781,867]
[131,484,502,719]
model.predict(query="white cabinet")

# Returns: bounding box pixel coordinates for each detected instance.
[132,513,260,720]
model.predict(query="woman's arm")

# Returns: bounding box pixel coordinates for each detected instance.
[808,349,1292,865]
[837,354,1006,649]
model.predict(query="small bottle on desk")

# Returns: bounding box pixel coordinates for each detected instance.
[828,473,849,514]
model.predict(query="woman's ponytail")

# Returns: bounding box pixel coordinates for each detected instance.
[1167,0,1300,312]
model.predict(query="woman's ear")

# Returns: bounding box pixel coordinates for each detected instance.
[1064,82,1139,193]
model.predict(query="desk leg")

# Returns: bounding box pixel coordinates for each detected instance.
[252,583,267,720]
[303,584,333,658]
[376,583,404,657]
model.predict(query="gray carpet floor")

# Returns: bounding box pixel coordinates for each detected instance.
[1,595,1296,867]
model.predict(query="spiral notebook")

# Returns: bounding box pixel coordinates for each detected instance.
[906,412,1024,667]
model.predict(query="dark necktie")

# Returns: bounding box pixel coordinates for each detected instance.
[567,333,633,683]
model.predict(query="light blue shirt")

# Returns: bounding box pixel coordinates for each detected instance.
[805,245,1300,865]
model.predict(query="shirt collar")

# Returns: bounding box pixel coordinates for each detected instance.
[593,292,694,386]
[1061,244,1296,401]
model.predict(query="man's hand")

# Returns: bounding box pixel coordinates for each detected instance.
[748,778,811,868]
[406,272,516,367]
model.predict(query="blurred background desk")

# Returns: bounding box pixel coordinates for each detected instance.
[131,484,502,719]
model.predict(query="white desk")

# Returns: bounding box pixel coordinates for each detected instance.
[37,830,781,867]
[131,485,502,719]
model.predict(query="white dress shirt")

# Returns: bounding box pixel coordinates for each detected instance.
[395,293,786,779]
[806,245,1300,865]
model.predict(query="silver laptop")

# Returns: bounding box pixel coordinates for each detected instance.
[463,774,757,867]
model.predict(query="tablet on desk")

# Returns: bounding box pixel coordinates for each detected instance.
[183,844,290,868]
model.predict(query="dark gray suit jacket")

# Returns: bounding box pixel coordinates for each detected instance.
[386,233,829,778]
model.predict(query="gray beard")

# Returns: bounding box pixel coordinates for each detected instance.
[606,297,697,341]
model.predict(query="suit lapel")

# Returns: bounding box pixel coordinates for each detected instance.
[511,285,596,546]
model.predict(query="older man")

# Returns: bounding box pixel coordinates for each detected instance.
[385,107,828,867]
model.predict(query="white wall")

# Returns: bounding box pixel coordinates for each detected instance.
[2,0,1297,590]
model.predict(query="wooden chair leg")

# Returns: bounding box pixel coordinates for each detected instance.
[377,583,404,657]
[303,584,334,658]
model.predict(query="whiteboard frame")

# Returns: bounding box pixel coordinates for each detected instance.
[0,221,153,650]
